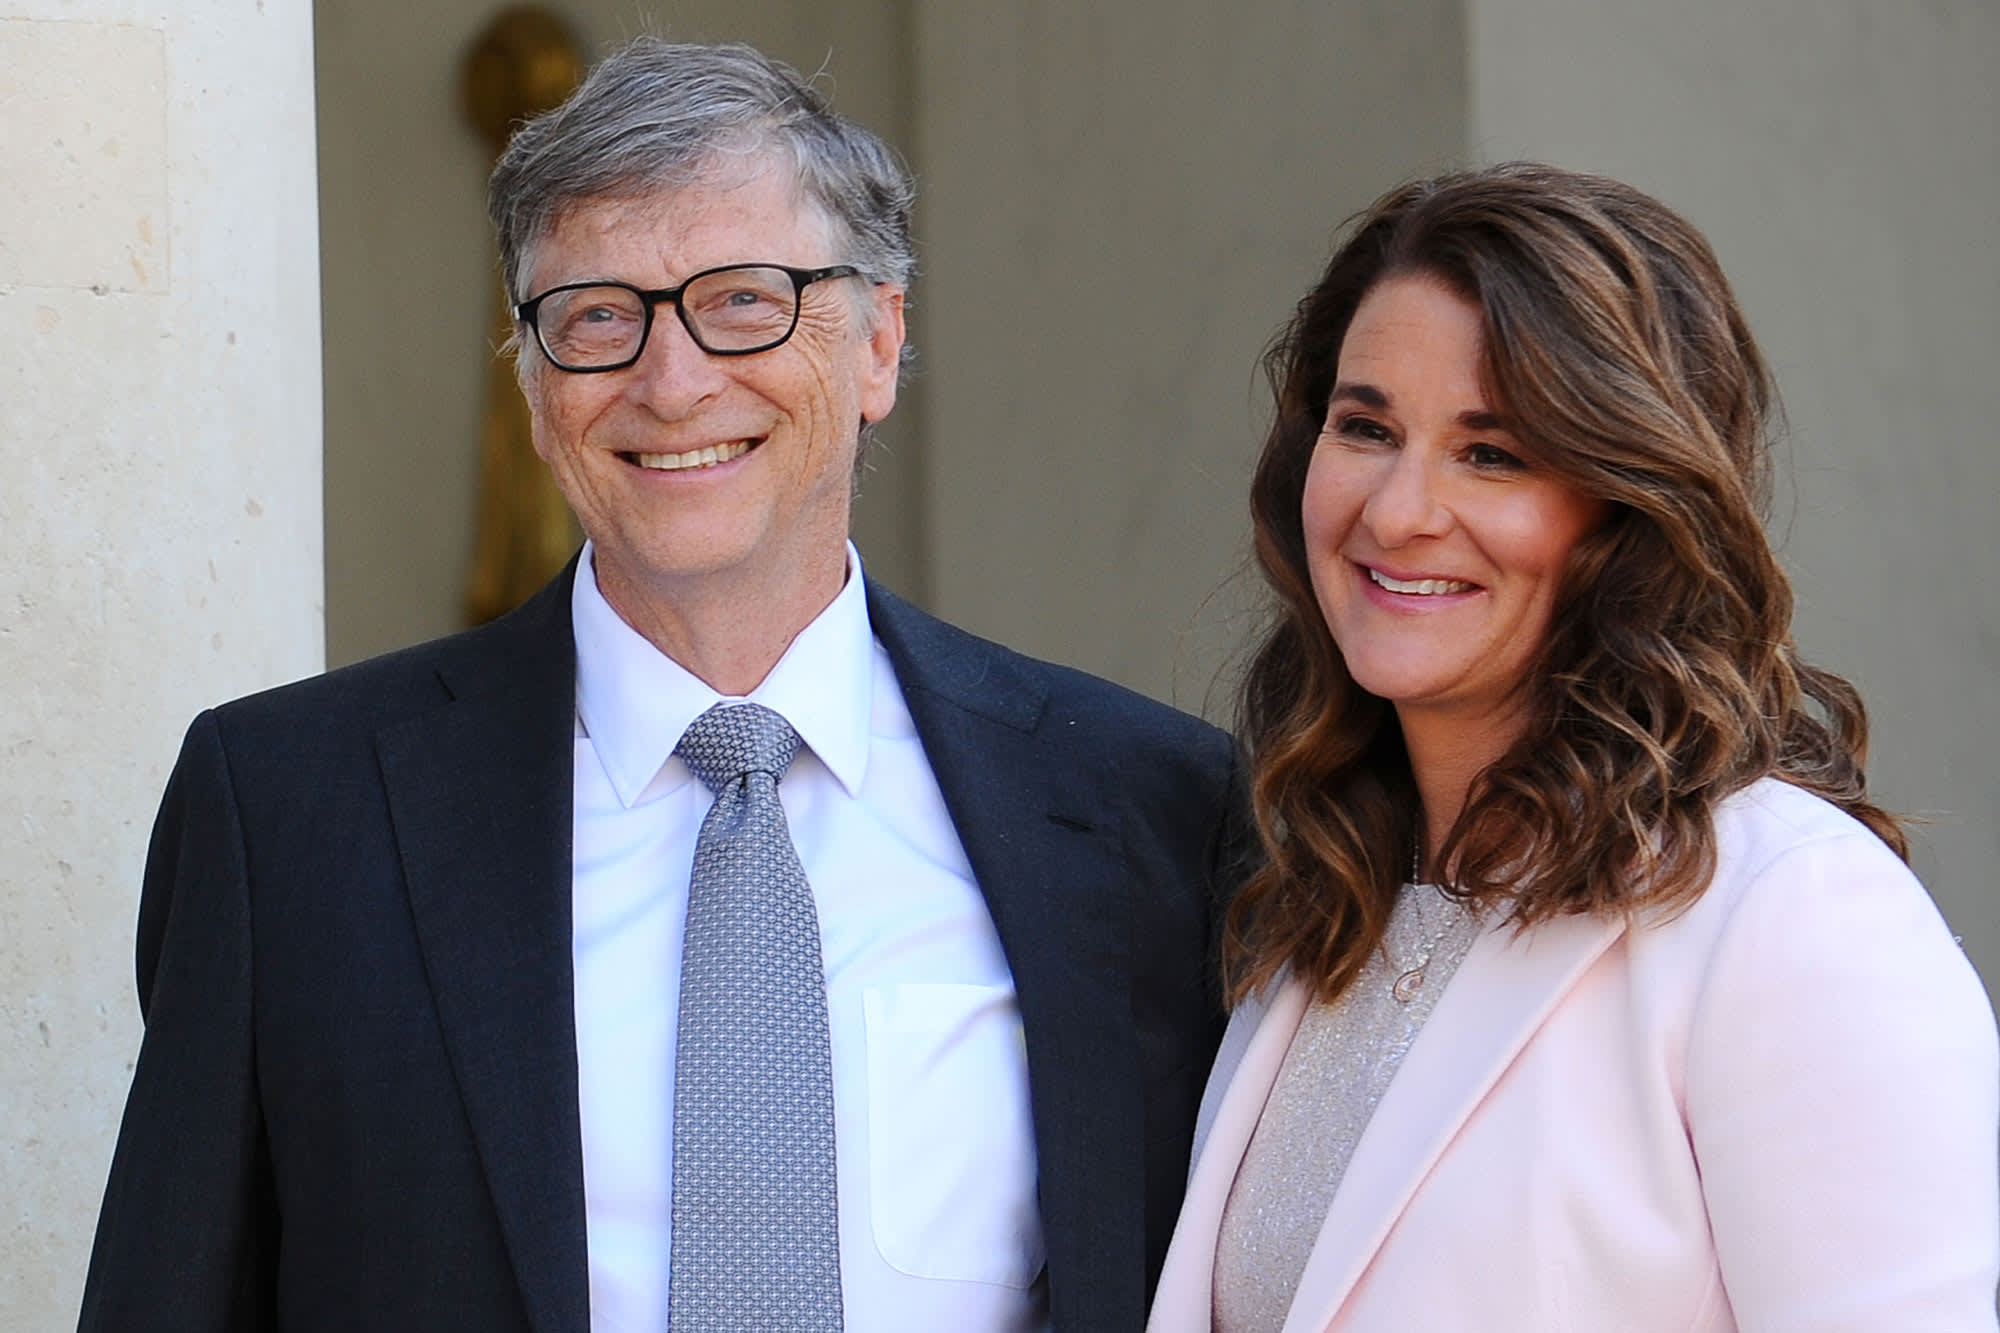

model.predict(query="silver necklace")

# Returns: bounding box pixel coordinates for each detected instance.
[1390,839,1466,1004]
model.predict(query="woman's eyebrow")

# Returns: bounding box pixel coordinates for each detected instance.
[1328,381,1387,408]
[1331,383,1508,433]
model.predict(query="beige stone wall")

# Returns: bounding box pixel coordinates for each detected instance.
[1470,0,2000,992]
[911,0,1468,715]
[318,0,921,666]
[0,1,323,1326]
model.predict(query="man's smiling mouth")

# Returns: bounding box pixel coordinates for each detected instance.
[625,440,756,471]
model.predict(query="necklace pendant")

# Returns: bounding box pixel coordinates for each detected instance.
[1392,965,1426,1004]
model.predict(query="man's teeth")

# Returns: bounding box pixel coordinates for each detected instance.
[1369,569,1475,595]
[633,440,752,471]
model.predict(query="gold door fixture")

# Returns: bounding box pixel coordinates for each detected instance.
[461,6,585,624]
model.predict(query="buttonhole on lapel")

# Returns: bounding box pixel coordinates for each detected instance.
[1047,812,1095,834]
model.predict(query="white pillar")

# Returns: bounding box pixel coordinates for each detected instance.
[0,1,322,1323]
[1470,0,2000,994]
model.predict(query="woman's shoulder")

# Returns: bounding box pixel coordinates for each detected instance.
[1635,777,1960,990]
[1709,775,1909,887]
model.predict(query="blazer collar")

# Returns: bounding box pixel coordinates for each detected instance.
[867,580,1153,1331]
[376,560,590,1333]
[1151,978,1311,1329]
[1155,909,1626,1333]
[1285,910,1626,1329]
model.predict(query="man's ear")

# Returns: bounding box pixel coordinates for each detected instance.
[856,284,906,424]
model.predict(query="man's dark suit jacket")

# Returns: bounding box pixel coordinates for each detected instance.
[78,564,1247,1332]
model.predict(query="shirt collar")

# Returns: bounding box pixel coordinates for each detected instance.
[571,541,875,807]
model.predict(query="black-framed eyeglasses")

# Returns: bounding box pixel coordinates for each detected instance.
[514,262,863,372]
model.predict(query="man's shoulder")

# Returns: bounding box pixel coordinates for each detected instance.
[206,571,573,751]
[864,578,1233,766]
[213,628,459,728]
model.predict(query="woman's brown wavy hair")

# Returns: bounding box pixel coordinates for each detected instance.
[1227,162,1905,1006]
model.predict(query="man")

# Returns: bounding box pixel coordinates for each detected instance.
[80,38,1242,1333]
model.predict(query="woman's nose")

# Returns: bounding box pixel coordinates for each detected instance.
[1360,446,1451,546]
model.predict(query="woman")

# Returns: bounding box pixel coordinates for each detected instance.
[1150,164,1998,1332]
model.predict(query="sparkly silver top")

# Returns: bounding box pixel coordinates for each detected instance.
[1212,881,1482,1333]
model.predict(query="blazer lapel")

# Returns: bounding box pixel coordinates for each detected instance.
[1282,910,1626,1333]
[1150,979,1313,1331]
[867,581,1154,1330]
[376,568,590,1333]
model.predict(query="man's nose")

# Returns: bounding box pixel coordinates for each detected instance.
[1361,446,1451,546]
[627,307,730,414]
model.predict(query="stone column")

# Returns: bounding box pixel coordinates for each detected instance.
[0,1,322,1323]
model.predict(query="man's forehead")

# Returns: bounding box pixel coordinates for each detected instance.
[540,158,830,257]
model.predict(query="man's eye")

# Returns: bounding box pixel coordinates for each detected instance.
[697,287,788,321]
[557,301,637,327]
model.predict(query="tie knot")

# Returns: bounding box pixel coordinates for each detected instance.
[675,702,804,795]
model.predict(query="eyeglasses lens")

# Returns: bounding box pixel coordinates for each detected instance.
[534,267,804,369]
[538,286,647,368]
[681,267,800,352]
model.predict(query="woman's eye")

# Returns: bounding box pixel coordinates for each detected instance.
[1467,442,1523,469]
[1333,414,1393,444]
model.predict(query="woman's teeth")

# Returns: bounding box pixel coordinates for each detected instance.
[1369,569,1475,595]
[633,440,752,471]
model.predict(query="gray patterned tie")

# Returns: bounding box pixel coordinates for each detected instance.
[668,703,843,1331]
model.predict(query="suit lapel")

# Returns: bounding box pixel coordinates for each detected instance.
[1281,910,1626,1333]
[867,582,1152,1329]
[376,569,590,1333]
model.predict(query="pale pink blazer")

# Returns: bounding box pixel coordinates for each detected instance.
[1150,779,2000,1333]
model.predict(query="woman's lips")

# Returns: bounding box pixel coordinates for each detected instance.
[1365,565,1478,596]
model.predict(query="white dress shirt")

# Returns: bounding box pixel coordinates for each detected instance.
[569,543,1050,1333]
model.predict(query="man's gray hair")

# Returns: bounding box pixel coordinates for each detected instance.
[488,38,917,305]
